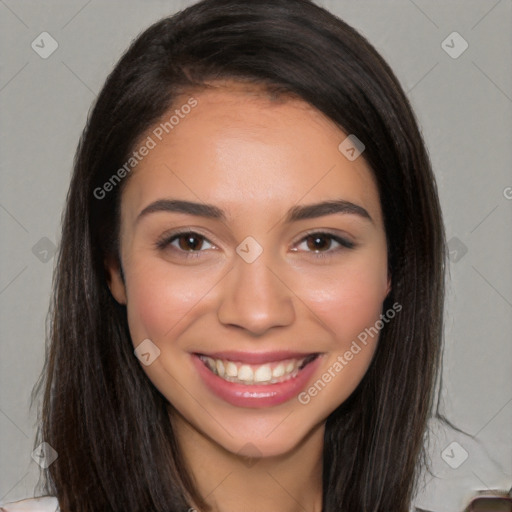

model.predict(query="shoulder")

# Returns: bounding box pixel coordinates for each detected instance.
[0,497,59,512]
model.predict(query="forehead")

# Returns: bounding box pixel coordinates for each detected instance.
[121,84,383,228]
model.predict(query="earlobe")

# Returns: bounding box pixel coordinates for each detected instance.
[386,272,392,297]
[104,255,127,305]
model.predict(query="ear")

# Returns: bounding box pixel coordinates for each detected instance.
[104,254,127,305]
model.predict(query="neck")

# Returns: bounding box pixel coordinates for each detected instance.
[171,411,324,512]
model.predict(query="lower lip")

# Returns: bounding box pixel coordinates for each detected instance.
[191,353,322,408]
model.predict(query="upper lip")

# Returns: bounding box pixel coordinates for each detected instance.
[195,350,320,364]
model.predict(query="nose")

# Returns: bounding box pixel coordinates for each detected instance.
[217,253,295,336]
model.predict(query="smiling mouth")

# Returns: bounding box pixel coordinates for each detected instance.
[197,353,320,385]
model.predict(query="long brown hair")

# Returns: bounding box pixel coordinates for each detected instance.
[32,1,446,510]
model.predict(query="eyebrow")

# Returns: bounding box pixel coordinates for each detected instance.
[135,198,373,225]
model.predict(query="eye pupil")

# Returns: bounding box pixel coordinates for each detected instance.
[179,234,203,251]
[307,234,331,251]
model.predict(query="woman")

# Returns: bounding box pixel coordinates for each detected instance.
[1,0,446,510]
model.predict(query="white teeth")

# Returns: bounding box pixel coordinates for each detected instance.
[238,365,253,382]
[199,354,316,385]
[254,365,272,383]
[225,361,238,377]
[215,359,225,377]
[272,364,285,378]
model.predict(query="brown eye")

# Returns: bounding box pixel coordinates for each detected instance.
[305,233,333,252]
[156,231,214,254]
[295,232,354,254]
[176,233,205,251]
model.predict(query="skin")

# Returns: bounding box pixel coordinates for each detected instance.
[106,82,391,512]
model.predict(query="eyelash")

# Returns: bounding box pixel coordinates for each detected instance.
[155,229,355,261]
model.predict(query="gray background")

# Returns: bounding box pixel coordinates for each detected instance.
[0,1,510,510]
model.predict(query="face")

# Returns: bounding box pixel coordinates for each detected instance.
[106,83,391,459]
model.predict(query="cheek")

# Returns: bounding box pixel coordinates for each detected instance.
[124,257,217,346]
[301,253,389,345]
[295,257,389,409]
[330,270,386,339]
